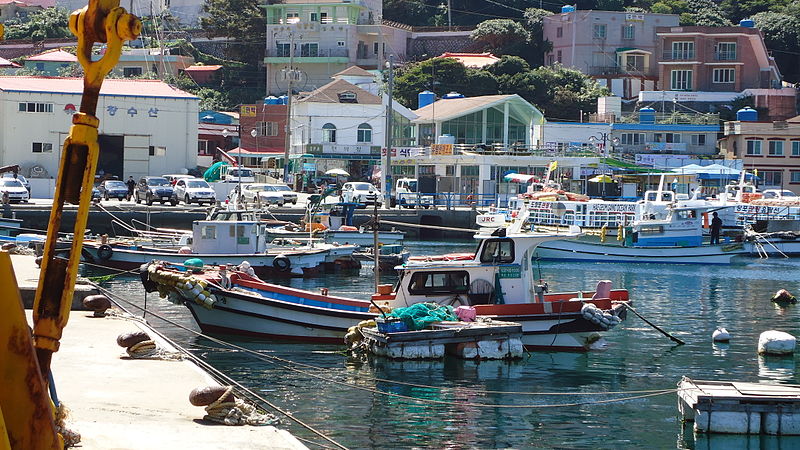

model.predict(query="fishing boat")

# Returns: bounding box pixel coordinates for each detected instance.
[142,209,630,351]
[80,217,359,277]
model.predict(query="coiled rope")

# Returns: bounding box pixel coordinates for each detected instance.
[203,386,278,426]
[90,282,681,409]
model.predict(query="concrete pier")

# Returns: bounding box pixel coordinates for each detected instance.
[11,254,97,310]
[11,255,307,449]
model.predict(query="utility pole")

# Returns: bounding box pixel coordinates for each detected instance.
[384,54,394,207]
[447,0,452,31]
[282,32,295,184]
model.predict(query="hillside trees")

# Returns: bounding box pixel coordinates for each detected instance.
[3,7,71,40]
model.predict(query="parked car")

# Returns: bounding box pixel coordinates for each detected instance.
[1,173,30,193]
[341,182,381,208]
[162,174,194,186]
[240,183,284,206]
[762,189,798,199]
[223,167,256,183]
[98,180,129,200]
[0,178,29,203]
[91,186,101,201]
[175,178,216,205]
[135,176,177,206]
[267,184,297,205]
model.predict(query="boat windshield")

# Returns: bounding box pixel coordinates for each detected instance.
[147,178,171,186]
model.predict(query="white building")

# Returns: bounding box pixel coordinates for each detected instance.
[289,73,416,184]
[538,121,612,152]
[0,77,199,183]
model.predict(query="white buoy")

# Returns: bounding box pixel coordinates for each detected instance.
[758,330,796,355]
[712,327,731,342]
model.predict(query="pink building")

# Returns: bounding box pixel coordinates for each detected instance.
[656,23,782,93]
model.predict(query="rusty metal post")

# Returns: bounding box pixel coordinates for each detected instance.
[32,0,140,381]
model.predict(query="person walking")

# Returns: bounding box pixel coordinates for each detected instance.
[125,176,136,201]
[710,211,723,245]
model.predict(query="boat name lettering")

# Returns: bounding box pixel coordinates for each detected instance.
[478,215,499,223]
[735,205,792,216]
[587,203,637,213]
[498,265,521,279]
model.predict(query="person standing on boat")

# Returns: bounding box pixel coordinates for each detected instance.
[710,212,722,245]
[125,176,136,201]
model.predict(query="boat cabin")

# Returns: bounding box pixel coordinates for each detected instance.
[629,206,703,247]
[192,220,263,254]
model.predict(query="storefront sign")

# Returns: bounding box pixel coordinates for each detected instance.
[302,162,316,172]
[431,144,453,155]
[240,105,257,117]
[635,153,690,167]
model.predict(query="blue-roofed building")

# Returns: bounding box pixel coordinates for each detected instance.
[611,108,720,156]
[198,110,236,125]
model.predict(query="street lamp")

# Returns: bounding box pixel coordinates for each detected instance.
[588,133,620,198]
[222,127,243,206]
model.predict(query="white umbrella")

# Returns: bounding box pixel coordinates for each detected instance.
[325,168,350,177]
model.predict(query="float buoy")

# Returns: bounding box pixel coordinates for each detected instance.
[97,244,113,261]
[712,327,731,342]
[273,255,291,272]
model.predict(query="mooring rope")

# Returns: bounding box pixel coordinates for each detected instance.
[90,282,681,409]
[380,219,478,234]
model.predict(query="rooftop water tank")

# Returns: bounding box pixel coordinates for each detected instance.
[739,19,755,28]
[418,90,435,109]
[561,5,575,13]
[639,107,656,125]
[278,95,289,105]
[737,107,758,121]
[442,92,464,99]
[437,134,456,145]
[264,96,280,105]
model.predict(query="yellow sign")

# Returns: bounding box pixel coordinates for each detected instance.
[240,105,257,117]
[431,144,453,155]
[549,161,558,171]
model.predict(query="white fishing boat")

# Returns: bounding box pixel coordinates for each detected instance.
[142,208,630,351]
[81,217,359,277]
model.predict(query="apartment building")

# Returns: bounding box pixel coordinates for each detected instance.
[656,21,782,93]
[611,108,719,156]
[719,109,800,193]
[543,8,679,100]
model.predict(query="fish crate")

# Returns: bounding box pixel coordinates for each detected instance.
[678,377,800,435]
[361,321,523,360]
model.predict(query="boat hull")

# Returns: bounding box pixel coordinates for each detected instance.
[534,239,745,264]
[265,229,404,247]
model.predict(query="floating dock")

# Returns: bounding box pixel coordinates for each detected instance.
[361,320,524,360]
[678,377,800,435]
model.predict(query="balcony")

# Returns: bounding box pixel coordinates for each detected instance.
[617,112,719,125]
[590,65,651,76]
[265,48,350,63]
[661,51,696,61]
[713,51,737,61]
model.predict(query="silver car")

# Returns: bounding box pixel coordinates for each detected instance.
[175,178,216,205]
[0,178,30,203]
[267,184,297,205]
[240,183,284,206]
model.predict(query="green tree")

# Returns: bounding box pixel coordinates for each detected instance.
[720,0,786,24]
[201,0,265,65]
[686,0,733,26]
[393,57,471,109]
[383,0,432,26]
[4,7,71,40]
[752,11,800,82]
[470,19,528,51]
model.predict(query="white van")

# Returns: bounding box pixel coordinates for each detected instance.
[393,178,433,209]
[222,167,256,183]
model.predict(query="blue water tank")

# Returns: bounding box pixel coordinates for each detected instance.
[739,19,755,28]
[639,107,656,124]
[443,92,465,99]
[737,107,758,121]
[561,5,575,13]
[264,96,280,105]
[278,95,289,105]
[418,90,435,109]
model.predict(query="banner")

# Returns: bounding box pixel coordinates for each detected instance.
[431,144,454,155]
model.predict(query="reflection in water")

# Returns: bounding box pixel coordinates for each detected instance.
[88,241,800,448]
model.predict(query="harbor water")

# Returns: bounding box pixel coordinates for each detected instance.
[91,240,800,448]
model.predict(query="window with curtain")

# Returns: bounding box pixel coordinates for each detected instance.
[322,123,336,143]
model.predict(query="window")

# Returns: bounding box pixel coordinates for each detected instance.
[625,54,644,71]
[200,225,216,239]
[769,140,785,156]
[276,43,290,57]
[792,171,800,183]
[670,70,692,91]
[622,24,635,40]
[620,133,645,145]
[408,271,470,295]
[18,102,53,113]
[593,24,606,39]
[713,68,735,83]
[479,238,515,263]
[300,43,318,57]
[310,12,318,21]
[761,170,782,186]
[556,50,562,63]
[32,142,53,153]
[671,41,694,59]
[320,12,329,23]
[547,54,555,65]
[792,141,800,156]
[746,140,762,155]
[715,42,736,60]
[691,134,706,146]
[322,123,336,143]
[286,12,299,23]
[198,140,211,155]
[357,123,372,143]
[556,27,563,38]
[258,121,279,136]
[337,41,345,47]
[123,67,142,77]
[149,145,166,156]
